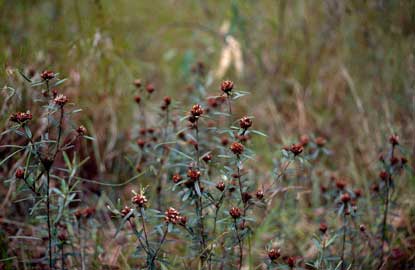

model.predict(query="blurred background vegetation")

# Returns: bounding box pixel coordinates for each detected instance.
[1,0,415,268]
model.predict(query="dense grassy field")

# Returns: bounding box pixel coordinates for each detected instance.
[1,1,415,269]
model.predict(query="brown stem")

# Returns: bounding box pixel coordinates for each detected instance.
[46,170,53,269]
[341,207,347,270]
[149,226,168,269]
[233,219,243,270]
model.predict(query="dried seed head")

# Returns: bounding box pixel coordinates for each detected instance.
[256,189,264,199]
[268,248,281,261]
[289,143,303,156]
[10,112,32,124]
[230,142,244,155]
[54,94,69,106]
[132,194,148,208]
[172,174,182,183]
[216,181,225,192]
[389,134,399,146]
[229,207,241,219]
[239,116,252,130]
[220,80,234,94]
[165,207,181,224]
[15,168,25,179]
[319,223,328,234]
[40,70,55,81]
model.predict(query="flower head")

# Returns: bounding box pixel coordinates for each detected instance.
[120,206,133,218]
[132,193,148,208]
[239,116,252,130]
[40,70,55,81]
[216,181,225,192]
[15,168,25,179]
[190,104,204,117]
[172,173,182,183]
[76,125,87,136]
[289,143,303,156]
[133,79,142,88]
[229,207,241,219]
[54,94,69,106]
[319,223,328,234]
[389,134,399,146]
[165,207,181,224]
[220,80,234,94]
[230,142,244,155]
[268,248,281,261]
[10,112,32,124]
[146,83,155,94]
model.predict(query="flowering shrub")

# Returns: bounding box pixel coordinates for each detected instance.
[0,67,413,270]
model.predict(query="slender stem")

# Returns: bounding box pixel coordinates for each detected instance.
[53,107,64,160]
[227,94,232,126]
[149,226,168,269]
[61,243,64,270]
[341,209,347,270]
[46,170,53,269]
[140,208,150,250]
[128,219,149,254]
[233,219,243,270]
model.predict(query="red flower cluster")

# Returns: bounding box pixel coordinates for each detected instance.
[220,80,234,94]
[172,173,182,183]
[268,248,281,261]
[229,207,241,219]
[15,168,25,179]
[239,116,252,130]
[40,70,55,81]
[289,143,303,156]
[54,94,69,106]
[121,206,133,218]
[76,125,87,136]
[10,112,32,124]
[164,207,186,225]
[230,142,244,155]
[132,194,148,207]
[216,181,225,191]
[161,96,171,110]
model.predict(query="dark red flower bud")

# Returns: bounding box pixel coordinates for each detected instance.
[187,169,201,181]
[179,215,187,226]
[390,157,399,166]
[133,79,142,88]
[120,206,133,218]
[76,125,87,136]
[389,134,399,146]
[286,256,296,268]
[230,142,244,155]
[371,183,379,193]
[335,179,347,190]
[315,136,327,147]
[299,135,309,146]
[40,70,55,81]
[54,94,68,106]
[268,248,281,261]
[242,192,252,203]
[172,174,182,183]
[10,112,32,124]
[239,116,252,130]
[379,171,389,181]
[146,83,155,94]
[136,139,146,149]
[221,136,229,146]
[354,188,362,198]
[134,95,141,104]
[202,153,212,163]
[401,157,408,165]
[190,104,204,118]
[256,189,264,199]
[359,224,366,232]
[220,80,234,94]
[319,223,328,234]
[229,207,241,219]
[15,168,25,179]
[216,181,225,192]
[341,193,351,204]
[289,143,303,156]
[165,207,181,224]
[320,185,328,193]
[132,194,148,207]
